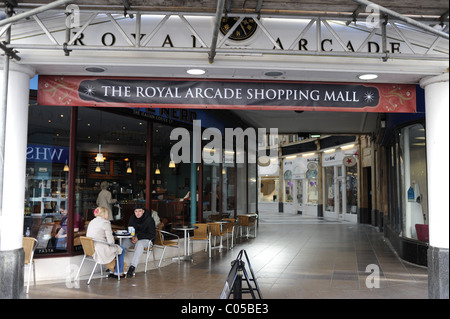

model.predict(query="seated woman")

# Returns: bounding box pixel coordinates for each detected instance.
[86,206,125,278]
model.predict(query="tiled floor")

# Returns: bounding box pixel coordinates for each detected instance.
[25,213,429,299]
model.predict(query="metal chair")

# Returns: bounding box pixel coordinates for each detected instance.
[207,222,227,252]
[222,218,236,248]
[154,230,180,267]
[75,236,121,284]
[237,215,257,239]
[23,237,38,294]
[189,223,211,258]
[126,239,156,273]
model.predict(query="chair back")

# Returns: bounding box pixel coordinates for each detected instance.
[237,215,249,226]
[222,218,235,232]
[23,237,37,265]
[193,223,208,239]
[155,230,163,245]
[207,223,221,236]
[79,236,95,257]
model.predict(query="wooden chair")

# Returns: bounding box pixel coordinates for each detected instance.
[75,236,121,284]
[207,222,227,252]
[23,237,38,294]
[154,230,180,267]
[189,223,211,258]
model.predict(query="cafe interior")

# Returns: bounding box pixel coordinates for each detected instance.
[24,101,257,256]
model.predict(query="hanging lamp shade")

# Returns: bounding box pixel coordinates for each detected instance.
[63,160,69,172]
[96,144,104,162]
[127,162,132,173]
[155,163,160,174]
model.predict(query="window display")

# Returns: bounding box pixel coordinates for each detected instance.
[398,124,428,241]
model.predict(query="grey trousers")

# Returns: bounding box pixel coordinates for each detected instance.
[122,238,152,268]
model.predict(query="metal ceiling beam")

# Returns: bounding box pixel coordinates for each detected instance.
[351,0,449,39]
[0,0,76,27]
[208,0,226,63]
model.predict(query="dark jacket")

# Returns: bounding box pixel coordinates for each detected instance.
[128,209,156,241]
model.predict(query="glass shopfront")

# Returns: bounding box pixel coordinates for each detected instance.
[24,105,71,254]
[322,146,358,221]
[24,104,256,256]
[282,154,319,215]
[388,123,428,242]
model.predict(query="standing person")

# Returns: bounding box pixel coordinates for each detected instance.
[86,206,125,278]
[122,204,156,278]
[96,181,117,221]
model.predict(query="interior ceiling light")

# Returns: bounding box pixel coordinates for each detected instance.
[96,144,104,162]
[63,160,69,172]
[85,66,106,73]
[264,71,284,77]
[341,144,355,150]
[358,74,378,80]
[187,68,206,75]
[169,154,176,168]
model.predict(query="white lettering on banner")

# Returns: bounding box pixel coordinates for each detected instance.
[324,91,360,102]
[97,85,365,104]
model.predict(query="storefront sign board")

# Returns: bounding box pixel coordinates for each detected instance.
[38,76,416,113]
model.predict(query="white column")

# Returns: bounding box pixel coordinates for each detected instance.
[420,72,449,299]
[420,73,449,250]
[0,62,35,251]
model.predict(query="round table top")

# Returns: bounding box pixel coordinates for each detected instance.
[172,225,198,231]
[113,233,133,238]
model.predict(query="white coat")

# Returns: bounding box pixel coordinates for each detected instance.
[86,216,123,264]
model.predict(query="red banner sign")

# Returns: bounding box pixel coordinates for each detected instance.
[38,76,416,113]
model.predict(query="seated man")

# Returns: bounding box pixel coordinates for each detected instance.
[122,204,156,278]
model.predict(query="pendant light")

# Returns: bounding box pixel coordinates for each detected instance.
[127,162,132,174]
[95,165,101,172]
[96,144,104,162]
[169,154,176,168]
[63,160,69,172]
[96,112,104,162]
[155,163,160,175]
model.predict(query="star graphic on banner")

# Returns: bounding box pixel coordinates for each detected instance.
[363,91,376,103]
[83,85,96,96]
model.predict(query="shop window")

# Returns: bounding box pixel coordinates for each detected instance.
[346,165,358,214]
[284,182,294,202]
[24,105,71,255]
[223,163,236,215]
[248,162,257,213]
[398,124,428,241]
[75,108,147,232]
[324,166,334,211]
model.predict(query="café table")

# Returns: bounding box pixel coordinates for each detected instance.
[113,232,133,246]
[171,225,198,261]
